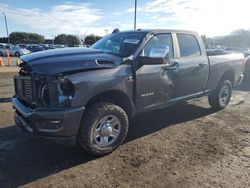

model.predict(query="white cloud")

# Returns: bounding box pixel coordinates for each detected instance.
[1,1,250,38]
[0,3,108,37]
[126,0,250,36]
[113,12,123,16]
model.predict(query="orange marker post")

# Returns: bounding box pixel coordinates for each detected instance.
[0,57,4,66]
[7,50,11,66]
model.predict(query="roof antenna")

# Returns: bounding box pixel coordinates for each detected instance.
[112,28,120,34]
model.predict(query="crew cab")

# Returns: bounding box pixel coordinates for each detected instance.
[12,29,245,155]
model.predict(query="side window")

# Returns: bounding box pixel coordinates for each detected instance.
[177,34,201,57]
[140,34,174,59]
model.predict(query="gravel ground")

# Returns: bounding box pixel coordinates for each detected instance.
[0,67,249,188]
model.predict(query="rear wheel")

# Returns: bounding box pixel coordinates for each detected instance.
[208,80,232,110]
[77,102,129,156]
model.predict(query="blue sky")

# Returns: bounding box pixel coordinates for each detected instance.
[0,0,250,39]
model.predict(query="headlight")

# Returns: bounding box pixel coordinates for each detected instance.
[60,78,75,96]
[58,78,75,106]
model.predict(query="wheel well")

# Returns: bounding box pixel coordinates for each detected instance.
[86,90,134,119]
[221,69,235,86]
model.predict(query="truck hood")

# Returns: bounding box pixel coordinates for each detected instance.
[20,47,122,75]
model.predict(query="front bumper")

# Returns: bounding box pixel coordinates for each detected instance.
[12,97,85,145]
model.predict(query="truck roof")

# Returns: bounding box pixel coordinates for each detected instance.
[117,29,198,35]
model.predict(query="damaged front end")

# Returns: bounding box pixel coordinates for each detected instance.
[14,61,75,109]
[13,61,84,143]
[12,47,121,143]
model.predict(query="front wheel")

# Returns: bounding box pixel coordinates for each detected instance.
[208,80,232,110]
[77,102,129,156]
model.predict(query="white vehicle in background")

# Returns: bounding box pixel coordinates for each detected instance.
[0,43,7,48]
[224,47,250,57]
[0,44,30,57]
[16,44,29,49]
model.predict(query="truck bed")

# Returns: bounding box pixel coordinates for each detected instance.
[206,53,244,90]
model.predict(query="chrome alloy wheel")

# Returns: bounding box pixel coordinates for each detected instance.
[93,115,121,147]
[219,85,230,106]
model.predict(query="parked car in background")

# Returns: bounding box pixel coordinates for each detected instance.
[41,44,59,51]
[224,47,250,57]
[16,44,29,49]
[0,43,7,48]
[26,45,44,52]
[0,44,30,57]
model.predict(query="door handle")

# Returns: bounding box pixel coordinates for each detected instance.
[199,62,207,66]
[161,64,177,70]
[161,61,179,70]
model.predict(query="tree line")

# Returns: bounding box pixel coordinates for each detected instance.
[0,32,102,46]
[202,29,250,49]
[5,29,250,48]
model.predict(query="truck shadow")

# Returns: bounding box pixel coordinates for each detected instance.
[238,84,250,91]
[0,102,215,188]
[0,127,94,188]
[128,102,214,141]
[236,78,250,91]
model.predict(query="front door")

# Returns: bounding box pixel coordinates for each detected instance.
[135,33,176,112]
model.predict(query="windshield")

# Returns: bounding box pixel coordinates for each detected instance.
[91,32,146,57]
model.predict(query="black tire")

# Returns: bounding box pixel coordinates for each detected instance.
[208,80,232,110]
[15,52,20,57]
[77,102,129,156]
[0,52,3,56]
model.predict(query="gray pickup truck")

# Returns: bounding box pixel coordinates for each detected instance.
[12,29,245,155]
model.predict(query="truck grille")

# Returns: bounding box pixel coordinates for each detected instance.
[14,76,34,102]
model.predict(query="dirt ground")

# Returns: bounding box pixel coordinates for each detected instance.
[0,64,249,188]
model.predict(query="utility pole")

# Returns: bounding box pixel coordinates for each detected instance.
[2,12,10,44]
[104,29,108,36]
[134,0,137,30]
[51,35,54,45]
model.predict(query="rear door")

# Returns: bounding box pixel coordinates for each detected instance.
[172,33,209,98]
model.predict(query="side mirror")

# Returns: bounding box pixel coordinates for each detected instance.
[123,55,134,64]
[136,45,170,67]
